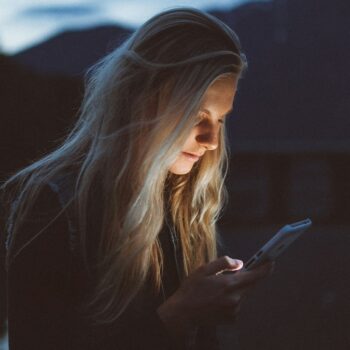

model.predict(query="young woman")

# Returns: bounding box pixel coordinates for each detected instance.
[1,7,272,350]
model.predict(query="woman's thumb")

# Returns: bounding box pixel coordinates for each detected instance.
[199,256,243,276]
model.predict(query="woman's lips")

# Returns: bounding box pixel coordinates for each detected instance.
[182,152,201,161]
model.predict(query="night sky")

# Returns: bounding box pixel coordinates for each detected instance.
[0,0,269,54]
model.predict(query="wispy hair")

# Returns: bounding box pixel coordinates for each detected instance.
[2,7,247,323]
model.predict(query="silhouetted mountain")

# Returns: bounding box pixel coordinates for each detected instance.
[13,25,131,76]
[10,1,350,151]
[0,54,82,178]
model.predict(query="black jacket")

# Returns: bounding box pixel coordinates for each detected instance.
[4,172,220,350]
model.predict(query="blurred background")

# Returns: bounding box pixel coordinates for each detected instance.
[1,0,349,349]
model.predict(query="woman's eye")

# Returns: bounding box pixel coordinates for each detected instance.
[195,114,205,124]
[195,112,224,125]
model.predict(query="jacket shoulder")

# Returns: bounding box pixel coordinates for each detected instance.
[5,171,79,263]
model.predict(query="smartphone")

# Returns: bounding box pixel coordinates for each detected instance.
[242,218,312,271]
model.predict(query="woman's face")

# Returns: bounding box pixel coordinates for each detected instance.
[169,75,237,175]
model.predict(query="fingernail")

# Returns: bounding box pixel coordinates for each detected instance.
[231,259,243,269]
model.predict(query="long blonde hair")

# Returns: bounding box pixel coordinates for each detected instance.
[2,7,247,323]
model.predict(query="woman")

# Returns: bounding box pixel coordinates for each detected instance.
[1,7,272,350]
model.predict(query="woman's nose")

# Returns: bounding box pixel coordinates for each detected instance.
[196,126,219,150]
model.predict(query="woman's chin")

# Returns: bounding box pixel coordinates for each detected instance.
[168,162,193,175]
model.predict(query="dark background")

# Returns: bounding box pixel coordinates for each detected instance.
[1,0,350,349]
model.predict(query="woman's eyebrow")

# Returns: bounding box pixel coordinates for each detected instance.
[200,107,233,118]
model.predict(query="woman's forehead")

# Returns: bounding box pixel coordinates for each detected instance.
[200,77,237,114]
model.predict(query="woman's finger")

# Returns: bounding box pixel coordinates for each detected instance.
[195,256,243,277]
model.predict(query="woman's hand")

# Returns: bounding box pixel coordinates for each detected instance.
[157,255,273,337]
